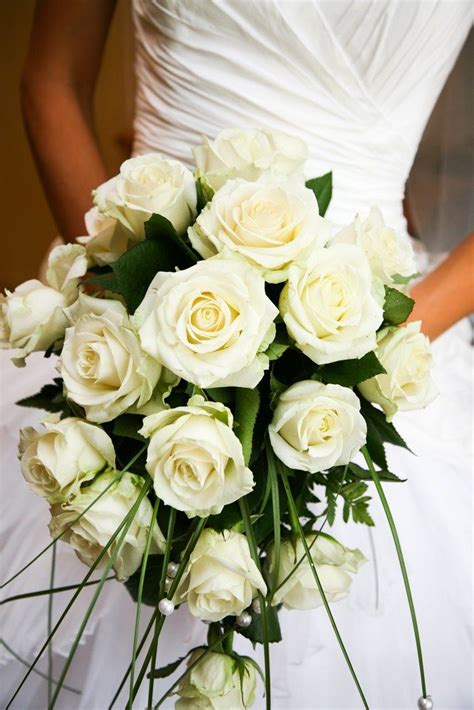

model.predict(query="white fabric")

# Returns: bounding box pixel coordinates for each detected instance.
[1,1,473,708]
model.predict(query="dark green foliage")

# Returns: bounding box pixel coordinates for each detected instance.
[383,286,415,325]
[305,172,333,216]
[314,351,386,387]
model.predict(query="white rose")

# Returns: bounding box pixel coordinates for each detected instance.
[18,416,115,503]
[188,175,330,283]
[93,153,197,238]
[268,533,366,610]
[358,322,437,421]
[333,207,417,286]
[269,381,367,472]
[49,470,165,580]
[176,650,257,710]
[193,127,308,190]
[60,294,164,423]
[77,207,135,266]
[140,396,254,517]
[0,244,87,363]
[175,528,267,622]
[281,244,384,364]
[135,253,278,388]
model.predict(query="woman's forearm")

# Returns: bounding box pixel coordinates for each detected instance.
[21,78,108,243]
[408,232,474,340]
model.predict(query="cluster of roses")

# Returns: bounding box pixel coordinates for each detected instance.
[1,128,437,708]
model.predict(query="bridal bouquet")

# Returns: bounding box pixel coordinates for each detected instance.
[1,128,436,709]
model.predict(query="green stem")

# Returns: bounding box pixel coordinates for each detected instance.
[47,543,56,707]
[48,480,152,708]
[223,630,234,656]
[128,497,160,710]
[239,497,271,710]
[154,628,234,709]
[361,446,427,698]
[279,464,369,709]
[265,442,281,602]
[1,445,147,590]
[148,507,177,708]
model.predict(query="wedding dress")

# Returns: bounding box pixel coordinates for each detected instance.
[1,1,472,708]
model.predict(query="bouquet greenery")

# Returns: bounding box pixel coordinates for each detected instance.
[1,128,436,709]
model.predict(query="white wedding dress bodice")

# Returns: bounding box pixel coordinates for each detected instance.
[1,2,472,709]
[132,0,470,235]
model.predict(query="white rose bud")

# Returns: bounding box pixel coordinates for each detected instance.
[77,207,135,266]
[358,322,437,421]
[140,396,254,517]
[174,528,267,622]
[269,381,367,473]
[333,207,417,286]
[176,650,257,710]
[93,153,197,238]
[281,243,384,364]
[188,175,330,283]
[18,416,115,503]
[60,294,163,423]
[49,470,165,580]
[193,126,308,190]
[0,244,87,363]
[268,533,366,610]
[135,253,278,388]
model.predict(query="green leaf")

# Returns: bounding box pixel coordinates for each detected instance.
[392,272,420,285]
[206,387,234,404]
[144,213,199,265]
[148,654,189,679]
[360,398,409,450]
[348,462,405,483]
[235,604,282,645]
[82,271,121,295]
[264,328,291,361]
[316,351,386,387]
[112,414,145,442]
[383,286,415,325]
[112,239,165,313]
[195,172,216,212]
[340,481,368,502]
[234,389,260,465]
[305,172,332,217]
[16,381,65,413]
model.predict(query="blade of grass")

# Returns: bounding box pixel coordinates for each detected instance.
[279,463,369,709]
[273,465,347,596]
[47,543,56,707]
[265,442,281,602]
[6,473,149,709]
[239,496,271,710]
[361,446,427,698]
[129,516,208,706]
[1,577,115,605]
[0,640,80,695]
[48,480,152,708]
[148,507,177,708]
[1,445,147,589]
[128,497,160,710]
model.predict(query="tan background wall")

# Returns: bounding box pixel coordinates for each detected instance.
[0,0,135,290]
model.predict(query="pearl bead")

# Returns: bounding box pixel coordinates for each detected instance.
[167,562,179,578]
[158,598,175,616]
[418,696,433,710]
[164,577,172,592]
[236,612,252,628]
[251,598,261,614]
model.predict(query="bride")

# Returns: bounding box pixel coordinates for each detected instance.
[2,1,472,708]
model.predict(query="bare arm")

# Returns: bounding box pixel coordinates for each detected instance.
[21,0,117,242]
[408,232,474,340]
